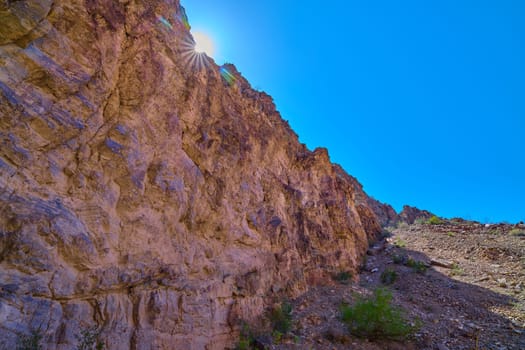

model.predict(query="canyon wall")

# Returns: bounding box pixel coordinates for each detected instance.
[0,0,384,348]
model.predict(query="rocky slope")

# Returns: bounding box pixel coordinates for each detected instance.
[0,0,386,348]
[261,221,525,350]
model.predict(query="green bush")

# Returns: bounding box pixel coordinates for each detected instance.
[449,263,464,277]
[393,238,406,248]
[340,288,416,340]
[235,323,255,350]
[333,271,352,284]
[406,258,428,273]
[392,253,408,265]
[272,330,283,343]
[380,269,398,285]
[427,216,442,225]
[270,302,293,334]
[509,228,525,237]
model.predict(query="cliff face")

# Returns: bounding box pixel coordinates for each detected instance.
[0,0,382,348]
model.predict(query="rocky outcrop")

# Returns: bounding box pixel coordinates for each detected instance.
[0,0,382,349]
[366,197,399,228]
[399,205,435,224]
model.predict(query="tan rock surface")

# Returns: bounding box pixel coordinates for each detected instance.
[0,0,384,348]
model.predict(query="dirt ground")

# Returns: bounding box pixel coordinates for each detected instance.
[254,220,525,350]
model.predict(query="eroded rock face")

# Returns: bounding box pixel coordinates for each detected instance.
[0,0,382,348]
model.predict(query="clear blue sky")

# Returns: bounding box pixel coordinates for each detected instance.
[182,0,525,223]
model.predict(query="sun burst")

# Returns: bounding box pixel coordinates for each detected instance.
[179,31,216,71]
[193,31,215,56]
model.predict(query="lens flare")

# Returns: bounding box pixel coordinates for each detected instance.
[192,31,215,56]
[220,66,236,86]
[157,15,173,30]
[174,9,190,30]
[179,35,211,70]
[155,11,216,71]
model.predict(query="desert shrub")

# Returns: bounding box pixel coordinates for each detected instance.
[270,302,293,334]
[392,253,408,265]
[340,288,416,339]
[380,269,398,285]
[447,231,455,237]
[333,271,352,284]
[393,238,406,248]
[235,323,255,350]
[271,330,283,343]
[427,216,442,225]
[509,228,525,237]
[449,263,464,277]
[76,326,104,350]
[16,331,42,350]
[406,258,428,273]
[235,338,252,350]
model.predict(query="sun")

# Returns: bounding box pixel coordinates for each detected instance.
[180,30,216,69]
[192,31,215,56]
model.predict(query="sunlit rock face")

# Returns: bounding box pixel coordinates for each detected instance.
[0,0,382,348]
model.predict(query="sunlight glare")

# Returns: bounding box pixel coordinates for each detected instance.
[193,31,215,56]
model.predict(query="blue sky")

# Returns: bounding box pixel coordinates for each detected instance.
[182,0,525,223]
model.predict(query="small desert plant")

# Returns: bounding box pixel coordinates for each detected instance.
[449,263,464,277]
[235,338,252,350]
[427,216,442,225]
[447,231,455,237]
[271,330,283,343]
[235,323,255,350]
[393,238,406,248]
[269,302,293,334]
[340,288,416,339]
[380,269,398,285]
[406,258,428,273]
[392,253,408,265]
[333,271,352,284]
[509,228,525,237]
[16,331,43,350]
[76,326,104,350]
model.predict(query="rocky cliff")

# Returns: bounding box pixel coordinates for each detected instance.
[0,0,384,348]
[399,205,435,225]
